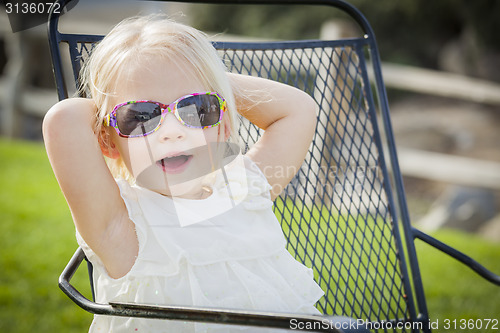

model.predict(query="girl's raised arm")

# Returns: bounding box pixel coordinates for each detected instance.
[43,98,136,278]
[230,74,317,200]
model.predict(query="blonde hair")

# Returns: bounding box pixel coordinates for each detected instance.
[79,14,240,180]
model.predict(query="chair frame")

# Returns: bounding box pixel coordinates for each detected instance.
[48,0,500,332]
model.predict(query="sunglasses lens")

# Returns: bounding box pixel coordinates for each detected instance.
[177,94,221,127]
[116,102,162,136]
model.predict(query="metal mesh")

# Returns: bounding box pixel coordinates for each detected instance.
[72,39,414,332]
[218,42,411,331]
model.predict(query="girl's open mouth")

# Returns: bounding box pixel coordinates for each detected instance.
[157,155,193,174]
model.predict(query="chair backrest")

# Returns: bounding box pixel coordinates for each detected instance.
[49,1,429,331]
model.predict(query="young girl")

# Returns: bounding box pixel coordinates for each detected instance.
[43,14,323,332]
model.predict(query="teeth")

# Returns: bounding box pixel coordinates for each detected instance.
[163,155,188,162]
[158,155,190,169]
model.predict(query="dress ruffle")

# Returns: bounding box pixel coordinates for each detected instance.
[77,154,324,333]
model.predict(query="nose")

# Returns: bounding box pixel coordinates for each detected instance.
[156,112,186,142]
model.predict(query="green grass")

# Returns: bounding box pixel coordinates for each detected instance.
[275,200,404,318]
[415,230,500,323]
[0,139,92,333]
[274,197,500,330]
[1,138,499,332]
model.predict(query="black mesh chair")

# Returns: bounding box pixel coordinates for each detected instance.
[48,0,499,332]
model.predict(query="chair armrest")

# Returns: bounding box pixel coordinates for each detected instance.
[413,228,500,286]
[60,247,372,332]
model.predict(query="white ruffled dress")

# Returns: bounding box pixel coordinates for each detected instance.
[77,154,324,332]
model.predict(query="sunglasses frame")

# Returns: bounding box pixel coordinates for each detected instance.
[103,92,226,138]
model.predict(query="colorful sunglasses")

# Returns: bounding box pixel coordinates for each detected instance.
[103,92,226,138]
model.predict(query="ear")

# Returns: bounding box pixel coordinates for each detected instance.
[221,118,232,142]
[98,128,120,159]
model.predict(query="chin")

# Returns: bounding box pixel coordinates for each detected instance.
[136,168,209,199]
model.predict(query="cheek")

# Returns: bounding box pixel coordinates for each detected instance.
[180,127,221,149]
[197,126,222,144]
[117,138,156,176]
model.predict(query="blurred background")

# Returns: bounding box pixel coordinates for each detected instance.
[1,0,499,332]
